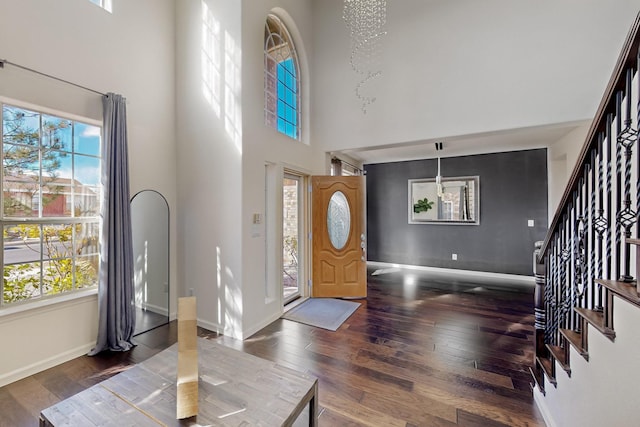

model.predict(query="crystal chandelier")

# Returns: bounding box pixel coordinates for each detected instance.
[343,0,387,114]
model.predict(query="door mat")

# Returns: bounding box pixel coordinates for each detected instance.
[281,298,361,331]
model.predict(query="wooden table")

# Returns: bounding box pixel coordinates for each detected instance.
[40,338,318,426]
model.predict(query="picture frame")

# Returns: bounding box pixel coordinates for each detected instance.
[408,176,480,225]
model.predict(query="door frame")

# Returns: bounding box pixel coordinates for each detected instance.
[281,166,311,306]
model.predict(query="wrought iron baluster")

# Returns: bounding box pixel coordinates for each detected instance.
[616,70,638,281]
[589,149,597,310]
[570,206,575,329]
[605,113,614,286]
[575,170,589,312]
[637,51,640,239]
[615,91,624,282]
[545,241,555,344]
[553,234,564,344]
[560,212,572,332]
[594,133,607,311]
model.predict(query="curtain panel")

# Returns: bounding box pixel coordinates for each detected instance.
[89,93,135,355]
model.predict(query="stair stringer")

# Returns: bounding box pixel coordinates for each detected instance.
[534,297,640,427]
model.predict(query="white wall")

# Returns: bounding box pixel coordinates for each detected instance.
[547,123,590,223]
[534,297,640,427]
[0,0,176,386]
[312,0,640,153]
[176,0,244,338]
[240,0,323,338]
[0,294,98,386]
[176,0,322,339]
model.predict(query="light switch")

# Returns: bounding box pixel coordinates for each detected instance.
[253,213,262,224]
[528,220,535,227]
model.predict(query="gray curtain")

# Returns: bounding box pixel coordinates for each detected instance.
[89,93,136,355]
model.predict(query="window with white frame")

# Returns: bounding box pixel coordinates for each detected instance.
[1,103,102,306]
[264,14,301,141]
[88,0,112,13]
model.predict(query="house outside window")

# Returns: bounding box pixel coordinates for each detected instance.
[1,103,101,306]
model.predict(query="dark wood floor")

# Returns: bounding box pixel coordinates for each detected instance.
[0,268,545,427]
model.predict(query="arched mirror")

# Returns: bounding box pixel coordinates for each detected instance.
[131,190,169,336]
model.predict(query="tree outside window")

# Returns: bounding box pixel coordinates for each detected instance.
[2,104,101,305]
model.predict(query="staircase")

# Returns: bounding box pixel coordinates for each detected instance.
[530,11,640,427]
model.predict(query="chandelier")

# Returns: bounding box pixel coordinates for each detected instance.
[343,0,387,114]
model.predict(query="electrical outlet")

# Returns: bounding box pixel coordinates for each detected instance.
[452,253,457,261]
[528,219,535,227]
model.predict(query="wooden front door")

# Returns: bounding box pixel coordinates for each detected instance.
[311,176,366,298]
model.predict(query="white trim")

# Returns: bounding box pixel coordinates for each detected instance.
[367,261,535,288]
[196,318,224,336]
[0,341,95,388]
[0,288,98,323]
[533,388,558,427]
[138,302,169,317]
[243,310,283,340]
[0,96,102,127]
[283,296,308,313]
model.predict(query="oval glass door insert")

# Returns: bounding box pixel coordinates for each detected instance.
[327,190,351,250]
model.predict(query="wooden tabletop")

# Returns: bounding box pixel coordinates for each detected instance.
[40,337,318,426]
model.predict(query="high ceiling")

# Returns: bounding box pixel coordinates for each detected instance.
[335,120,590,165]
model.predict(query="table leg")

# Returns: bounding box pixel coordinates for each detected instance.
[309,381,318,427]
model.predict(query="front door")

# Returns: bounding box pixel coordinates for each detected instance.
[311,176,366,298]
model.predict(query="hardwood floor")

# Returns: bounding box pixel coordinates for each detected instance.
[0,267,545,426]
[133,306,169,336]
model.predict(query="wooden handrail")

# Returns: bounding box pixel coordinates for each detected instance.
[540,11,640,257]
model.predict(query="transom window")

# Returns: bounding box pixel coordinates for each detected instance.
[264,14,301,141]
[1,103,102,306]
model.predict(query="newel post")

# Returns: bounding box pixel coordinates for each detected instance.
[534,241,546,361]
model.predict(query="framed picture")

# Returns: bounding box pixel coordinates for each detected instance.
[408,176,479,225]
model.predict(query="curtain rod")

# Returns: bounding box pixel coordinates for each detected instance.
[0,59,106,97]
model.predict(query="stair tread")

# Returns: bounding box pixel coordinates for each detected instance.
[596,278,640,307]
[547,344,571,374]
[574,307,616,340]
[536,355,557,386]
[559,328,589,361]
[529,366,545,395]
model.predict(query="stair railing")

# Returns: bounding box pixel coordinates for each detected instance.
[533,12,640,392]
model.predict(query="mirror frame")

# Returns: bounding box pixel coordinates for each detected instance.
[408,176,480,225]
[131,189,170,336]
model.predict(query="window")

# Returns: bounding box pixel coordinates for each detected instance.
[330,158,362,176]
[1,103,101,306]
[88,0,112,13]
[264,14,301,140]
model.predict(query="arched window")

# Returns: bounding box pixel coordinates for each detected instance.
[264,14,301,141]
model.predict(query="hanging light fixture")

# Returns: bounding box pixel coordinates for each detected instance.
[436,157,443,198]
[435,142,444,198]
[343,0,387,114]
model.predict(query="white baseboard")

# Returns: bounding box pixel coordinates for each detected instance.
[137,302,169,317]
[243,310,283,340]
[367,261,535,289]
[0,342,94,388]
[533,388,558,427]
[196,318,224,336]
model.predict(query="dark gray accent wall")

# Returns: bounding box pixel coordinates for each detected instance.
[364,149,548,276]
